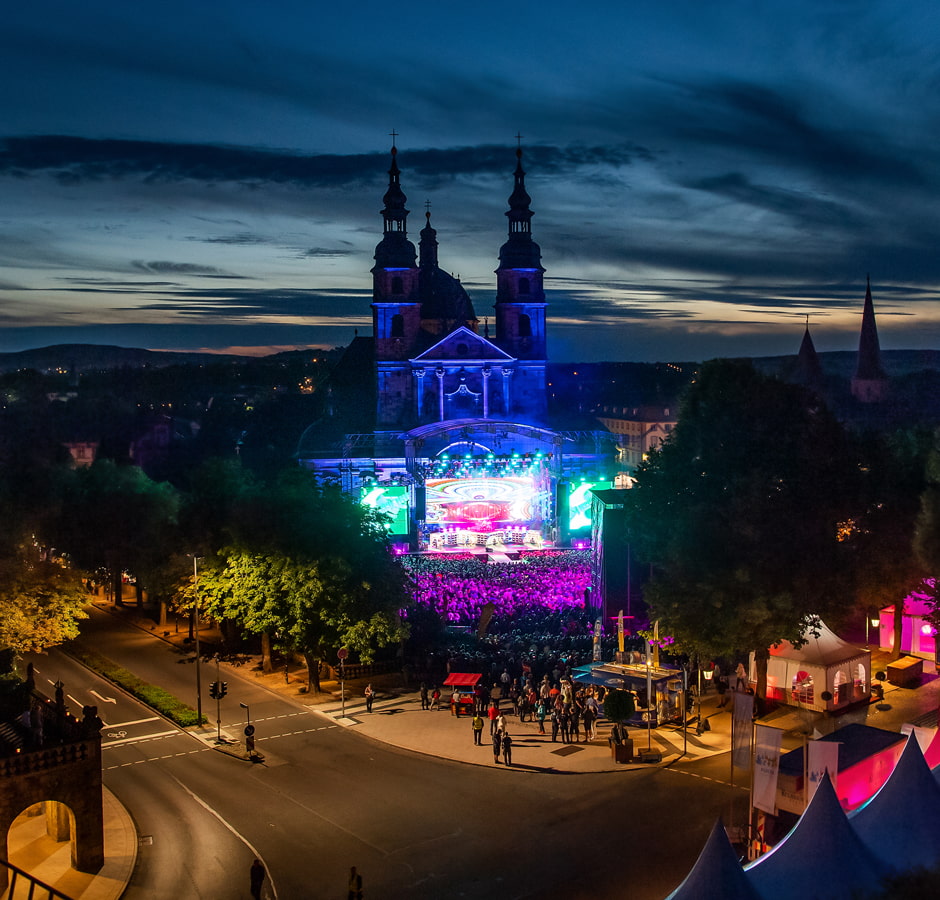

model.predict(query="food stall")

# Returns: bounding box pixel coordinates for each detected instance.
[573,662,685,727]
[442,673,482,716]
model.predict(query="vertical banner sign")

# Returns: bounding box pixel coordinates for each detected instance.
[731,690,755,769]
[593,617,603,661]
[753,724,783,814]
[617,609,625,654]
[806,739,840,806]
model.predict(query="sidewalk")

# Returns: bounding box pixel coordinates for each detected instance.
[96,600,940,775]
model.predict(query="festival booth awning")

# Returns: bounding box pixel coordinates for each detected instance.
[750,621,870,712]
[573,663,685,726]
[442,673,483,687]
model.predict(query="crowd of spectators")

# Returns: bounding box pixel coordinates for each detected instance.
[402,549,592,624]
[402,549,646,685]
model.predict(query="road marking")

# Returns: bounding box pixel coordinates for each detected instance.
[169,775,279,900]
[105,717,160,728]
[102,730,179,747]
[90,689,117,704]
[261,725,337,741]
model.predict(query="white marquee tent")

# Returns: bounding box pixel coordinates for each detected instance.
[749,621,870,712]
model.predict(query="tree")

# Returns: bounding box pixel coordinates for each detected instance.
[49,460,180,606]
[0,552,88,658]
[627,359,859,704]
[188,468,409,690]
[851,428,933,658]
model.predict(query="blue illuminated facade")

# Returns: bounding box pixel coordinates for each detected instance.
[299,144,617,550]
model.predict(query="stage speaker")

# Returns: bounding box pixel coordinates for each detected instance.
[555,479,570,545]
[414,484,426,520]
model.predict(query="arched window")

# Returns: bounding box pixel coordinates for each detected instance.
[518,314,532,338]
[391,314,404,337]
[518,277,530,295]
[391,276,404,295]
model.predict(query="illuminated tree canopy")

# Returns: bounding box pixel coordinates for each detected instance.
[0,555,88,655]
[190,468,408,690]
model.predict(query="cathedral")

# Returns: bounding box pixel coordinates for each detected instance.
[298,145,617,551]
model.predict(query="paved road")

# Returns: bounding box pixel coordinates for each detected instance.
[35,610,750,899]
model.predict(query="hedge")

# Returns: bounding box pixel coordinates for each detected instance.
[67,644,206,727]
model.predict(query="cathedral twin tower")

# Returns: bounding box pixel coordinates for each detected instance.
[371,146,548,430]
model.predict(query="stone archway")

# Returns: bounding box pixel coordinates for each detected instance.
[0,692,104,893]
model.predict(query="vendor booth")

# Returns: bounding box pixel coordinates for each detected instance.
[877,580,937,661]
[751,621,870,712]
[442,672,482,715]
[573,662,685,726]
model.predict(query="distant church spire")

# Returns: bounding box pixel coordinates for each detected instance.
[794,316,823,388]
[851,275,887,402]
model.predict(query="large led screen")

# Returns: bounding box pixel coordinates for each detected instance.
[425,476,535,528]
[360,484,410,534]
[568,480,613,531]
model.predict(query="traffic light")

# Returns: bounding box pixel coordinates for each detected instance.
[219,682,228,698]
[209,681,219,699]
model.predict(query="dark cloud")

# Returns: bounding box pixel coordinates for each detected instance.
[130,260,237,276]
[0,136,651,188]
[299,247,355,258]
[659,78,928,188]
[196,233,271,245]
[682,172,852,227]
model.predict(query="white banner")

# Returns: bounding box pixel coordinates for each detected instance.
[732,690,754,769]
[753,725,783,814]
[806,739,840,805]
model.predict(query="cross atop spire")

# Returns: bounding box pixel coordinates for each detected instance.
[389,129,398,148]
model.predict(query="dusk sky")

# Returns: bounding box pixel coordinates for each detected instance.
[2,1,940,362]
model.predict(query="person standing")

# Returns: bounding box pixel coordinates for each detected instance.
[716,671,729,708]
[536,700,547,734]
[347,866,363,900]
[249,859,266,900]
[472,711,484,745]
[488,701,500,735]
[431,685,441,710]
[735,662,747,692]
[492,728,502,764]
[502,731,513,766]
[550,708,560,742]
[364,684,375,713]
[419,682,429,710]
[570,706,581,743]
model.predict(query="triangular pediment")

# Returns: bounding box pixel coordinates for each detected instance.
[411,326,514,363]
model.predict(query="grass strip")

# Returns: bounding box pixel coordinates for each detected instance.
[66,644,206,727]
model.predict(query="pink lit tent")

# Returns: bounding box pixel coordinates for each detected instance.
[877,581,937,659]
[750,621,870,712]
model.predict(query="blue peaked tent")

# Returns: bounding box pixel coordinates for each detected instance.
[850,734,940,874]
[745,773,885,900]
[665,819,760,900]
